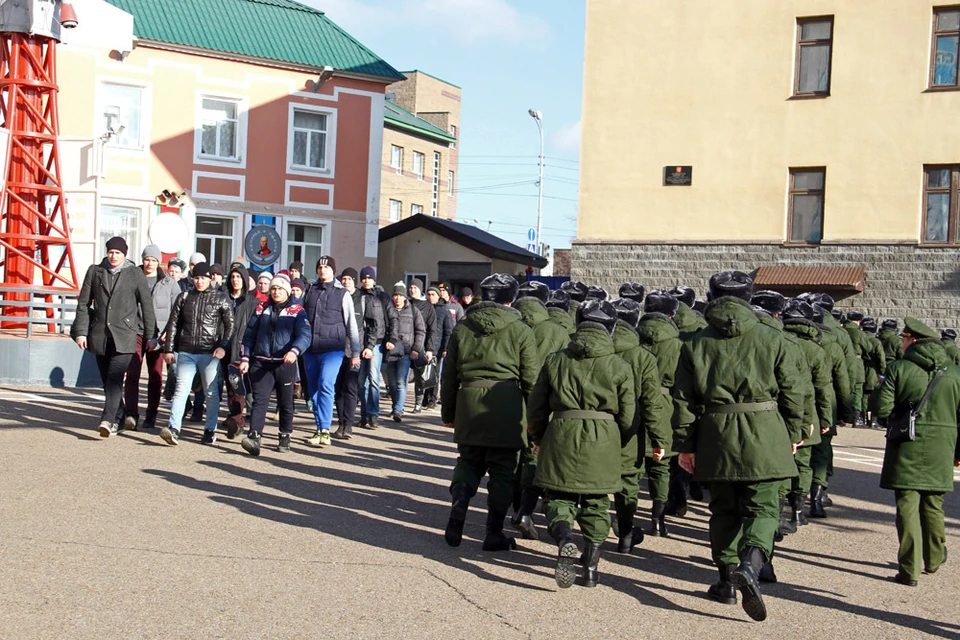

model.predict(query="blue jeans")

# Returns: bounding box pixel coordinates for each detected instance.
[168,352,221,433]
[304,350,344,432]
[384,354,412,417]
[359,345,384,421]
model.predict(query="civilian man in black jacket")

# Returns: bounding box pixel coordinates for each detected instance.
[408,278,438,413]
[351,266,398,431]
[423,285,454,410]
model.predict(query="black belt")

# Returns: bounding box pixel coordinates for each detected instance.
[460,379,517,389]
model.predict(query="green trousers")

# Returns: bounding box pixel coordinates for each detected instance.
[451,445,521,513]
[895,490,947,579]
[811,433,834,488]
[615,434,642,522]
[645,455,671,502]
[790,446,814,497]
[545,491,610,543]
[708,480,782,566]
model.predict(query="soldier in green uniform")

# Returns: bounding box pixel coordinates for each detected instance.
[879,319,903,364]
[860,317,887,426]
[874,317,960,586]
[528,301,636,588]
[610,297,664,553]
[940,328,960,365]
[669,285,708,342]
[636,290,683,536]
[545,289,576,335]
[441,273,539,551]
[510,281,571,539]
[560,281,587,323]
[843,311,870,427]
[674,271,805,622]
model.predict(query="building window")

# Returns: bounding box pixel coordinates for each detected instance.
[99,205,139,257]
[291,109,328,170]
[787,168,825,243]
[200,98,239,160]
[450,124,457,149]
[794,17,833,96]
[287,222,325,271]
[922,165,960,243]
[431,152,441,216]
[405,272,429,290]
[931,7,960,87]
[100,83,143,149]
[390,145,403,174]
[448,170,454,196]
[195,215,234,267]
[389,199,402,222]
[412,151,425,180]
[411,203,424,217]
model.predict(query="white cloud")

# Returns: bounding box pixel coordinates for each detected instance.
[551,119,581,153]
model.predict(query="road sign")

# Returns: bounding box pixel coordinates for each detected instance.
[527,228,537,242]
[527,242,538,253]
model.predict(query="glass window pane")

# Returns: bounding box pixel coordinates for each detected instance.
[220,121,236,157]
[925,193,951,242]
[293,131,307,165]
[309,131,325,168]
[798,45,831,92]
[105,84,141,109]
[202,99,235,121]
[927,168,952,189]
[197,216,232,236]
[791,194,823,242]
[801,20,832,40]
[793,171,824,190]
[934,36,959,85]
[99,206,139,256]
[938,10,960,31]
[291,224,322,244]
[201,124,217,155]
[294,111,326,131]
[196,237,212,261]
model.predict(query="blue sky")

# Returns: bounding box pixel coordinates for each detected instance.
[305,0,585,265]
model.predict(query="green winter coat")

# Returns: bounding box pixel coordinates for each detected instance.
[861,331,887,390]
[673,297,805,482]
[613,322,665,466]
[514,297,570,364]
[943,339,960,366]
[876,339,960,493]
[823,313,861,388]
[784,319,836,447]
[819,325,854,427]
[636,312,682,456]
[843,321,868,385]
[567,299,581,324]
[547,307,575,336]
[878,327,903,364]
[674,303,708,342]
[528,324,636,494]
[756,313,816,442]
[441,302,539,449]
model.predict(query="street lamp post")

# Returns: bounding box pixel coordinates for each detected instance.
[528,109,544,256]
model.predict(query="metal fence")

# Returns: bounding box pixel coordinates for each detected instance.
[0,286,78,338]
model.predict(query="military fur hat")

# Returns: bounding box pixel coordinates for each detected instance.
[782,298,814,321]
[644,290,679,316]
[479,273,520,305]
[611,298,641,329]
[752,304,772,317]
[811,305,825,324]
[941,328,957,341]
[560,280,588,302]
[830,308,844,322]
[692,300,707,315]
[545,289,571,312]
[708,271,753,302]
[618,282,645,303]
[668,286,696,308]
[576,300,618,336]
[518,280,550,303]
[847,310,864,322]
[807,292,836,312]
[585,285,609,301]
[751,290,786,315]
[882,319,899,331]
[860,316,878,332]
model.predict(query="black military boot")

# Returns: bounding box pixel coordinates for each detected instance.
[707,564,737,605]
[550,521,578,589]
[790,493,808,526]
[731,546,767,621]
[759,559,778,583]
[444,483,472,547]
[778,496,796,535]
[510,484,523,526]
[615,510,644,553]
[664,470,688,517]
[854,411,866,428]
[579,541,603,588]
[821,489,833,507]
[809,484,827,519]
[515,488,541,541]
[650,500,668,537]
[481,510,517,551]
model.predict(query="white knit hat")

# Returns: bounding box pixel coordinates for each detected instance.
[270,273,292,295]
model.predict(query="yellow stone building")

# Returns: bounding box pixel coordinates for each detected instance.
[575,0,960,327]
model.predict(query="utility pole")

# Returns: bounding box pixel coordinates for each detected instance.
[528,109,543,256]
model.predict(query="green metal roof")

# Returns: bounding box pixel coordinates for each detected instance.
[105,0,403,80]
[384,101,456,144]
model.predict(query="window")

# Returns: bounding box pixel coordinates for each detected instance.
[287,223,325,272]
[922,165,960,243]
[99,205,139,257]
[794,17,833,96]
[412,151,425,180]
[389,199,402,222]
[101,83,143,148]
[431,152,441,216]
[195,215,234,267]
[931,7,960,87]
[405,272,429,290]
[390,145,403,174]
[449,124,457,149]
[787,168,825,243]
[200,98,239,160]
[411,203,424,217]
[291,109,328,170]
[448,170,454,196]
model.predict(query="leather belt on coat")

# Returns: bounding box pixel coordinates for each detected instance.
[704,400,777,414]
[552,409,615,420]
[460,379,517,389]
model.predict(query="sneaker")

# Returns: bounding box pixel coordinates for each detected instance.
[307,430,332,447]
[98,421,118,438]
[412,404,422,414]
[367,417,379,430]
[278,433,291,453]
[224,416,241,440]
[393,413,402,423]
[241,432,261,456]
[123,415,138,431]
[142,415,157,431]
[200,430,217,446]
[159,427,180,446]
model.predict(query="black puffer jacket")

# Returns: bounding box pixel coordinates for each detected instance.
[395,301,425,355]
[410,297,438,354]
[163,287,234,354]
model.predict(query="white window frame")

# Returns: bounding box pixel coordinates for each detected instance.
[389,199,402,222]
[405,272,430,292]
[195,93,247,168]
[390,145,403,174]
[97,202,143,260]
[198,209,243,266]
[97,79,150,152]
[286,103,337,178]
[412,151,425,181]
[431,152,441,216]
[448,170,454,197]
[449,124,457,149]
[194,214,236,268]
[411,203,424,217]
[283,218,331,275]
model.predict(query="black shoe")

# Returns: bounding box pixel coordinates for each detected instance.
[650,500,668,537]
[444,483,471,547]
[779,497,797,535]
[821,489,834,507]
[188,409,204,424]
[278,433,291,453]
[810,483,827,518]
[707,564,738,605]
[200,430,217,446]
[224,416,241,440]
[731,547,767,622]
[925,547,947,575]
[515,488,541,540]
[142,415,157,431]
[617,527,644,554]
[241,432,261,456]
[393,413,402,423]
[333,424,353,440]
[481,510,517,551]
[758,560,777,584]
[578,542,602,588]
[854,411,867,428]
[689,481,704,502]
[893,572,918,586]
[550,521,579,589]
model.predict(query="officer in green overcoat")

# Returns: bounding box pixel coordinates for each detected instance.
[874,317,960,586]
[879,319,902,364]
[843,310,870,427]
[674,271,805,622]
[441,273,539,551]
[860,317,887,424]
[528,301,636,589]
[545,290,576,335]
[940,328,960,366]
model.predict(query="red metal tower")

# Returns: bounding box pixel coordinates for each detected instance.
[0,1,78,328]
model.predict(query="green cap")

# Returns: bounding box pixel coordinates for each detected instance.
[902,316,940,340]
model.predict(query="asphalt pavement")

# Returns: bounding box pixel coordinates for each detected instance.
[0,385,957,639]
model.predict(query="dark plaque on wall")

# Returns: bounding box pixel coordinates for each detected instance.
[663,165,693,186]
